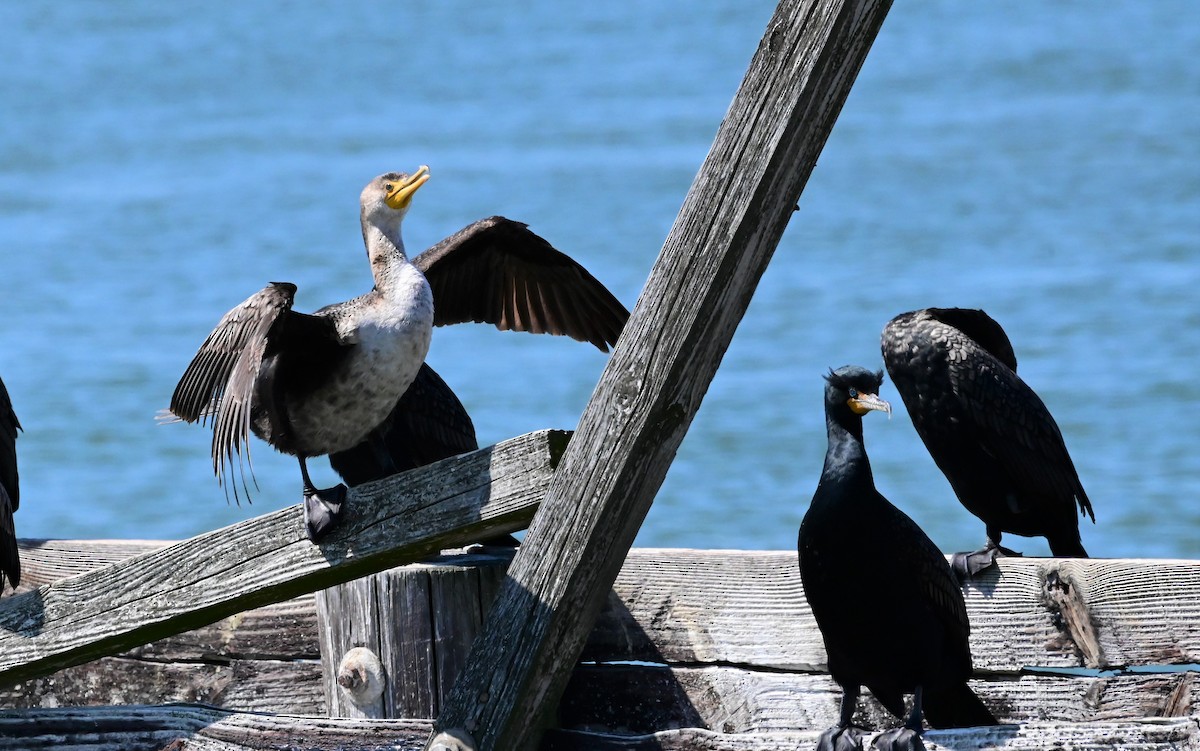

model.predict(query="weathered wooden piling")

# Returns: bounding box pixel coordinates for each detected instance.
[316,551,512,720]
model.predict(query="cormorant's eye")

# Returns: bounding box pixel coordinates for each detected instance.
[383,184,393,193]
[848,388,859,398]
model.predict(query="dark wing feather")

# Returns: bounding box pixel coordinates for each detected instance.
[927,308,1018,371]
[413,216,629,352]
[951,356,1094,521]
[886,500,973,664]
[0,376,18,511]
[0,376,20,590]
[170,283,345,494]
[170,283,299,426]
[329,363,477,485]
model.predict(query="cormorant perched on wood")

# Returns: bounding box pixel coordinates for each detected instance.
[169,168,628,541]
[799,366,996,751]
[0,374,20,591]
[881,308,1094,577]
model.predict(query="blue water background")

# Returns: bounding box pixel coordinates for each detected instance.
[1,3,1197,558]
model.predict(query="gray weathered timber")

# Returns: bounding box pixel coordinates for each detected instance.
[15,539,170,591]
[584,552,1200,674]
[0,704,434,751]
[21,543,1200,680]
[0,654,323,714]
[559,665,1200,734]
[0,429,567,688]
[317,551,512,720]
[1,705,1197,751]
[541,719,1200,751]
[431,0,894,747]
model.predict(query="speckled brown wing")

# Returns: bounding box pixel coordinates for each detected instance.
[0,375,20,590]
[413,216,628,352]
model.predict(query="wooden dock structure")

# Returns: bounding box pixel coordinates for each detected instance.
[3,0,1196,748]
[5,539,1200,748]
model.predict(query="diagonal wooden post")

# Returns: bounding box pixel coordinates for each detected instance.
[429,0,894,748]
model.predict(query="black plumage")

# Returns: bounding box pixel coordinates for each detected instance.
[0,374,20,591]
[327,363,518,548]
[799,366,995,751]
[881,308,1094,576]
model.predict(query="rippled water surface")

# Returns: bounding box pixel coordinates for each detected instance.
[1,3,1197,558]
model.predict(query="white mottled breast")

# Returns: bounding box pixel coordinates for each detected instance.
[289,264,434,455]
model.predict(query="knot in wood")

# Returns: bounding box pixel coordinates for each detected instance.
[336,646,385,704]
[427,728,477,751]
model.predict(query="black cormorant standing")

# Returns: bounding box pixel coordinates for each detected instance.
[169,168,627,540]
[0,374,20,591]
[799,366,996,751]
[881,308,1094,576]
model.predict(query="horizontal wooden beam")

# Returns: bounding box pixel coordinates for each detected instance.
[583,550,1200,674]
[560,664,1200,733]
[0,704,433,751]
[0,429,568,688]
[541,718,1200,750]
[0,705,1195,751]
[13,545,1200,681]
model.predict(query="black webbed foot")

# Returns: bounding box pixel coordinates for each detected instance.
[817,724,867,751]
[304,484,348,542]
[950,543,1023,581]
[872,727,925,751]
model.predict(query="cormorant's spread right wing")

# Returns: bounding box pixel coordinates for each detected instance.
[413,216,629,352]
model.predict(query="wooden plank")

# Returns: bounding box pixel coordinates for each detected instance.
[13,543,1200,676]
[542,719,1200,751]
[16,539,169,590]
[1,705,1193,751]
[0,429,567,688]
[583,550,1200,674]
[0,655,322,714]
[432,0,895,747]
[0,704,433,751]
[559,665,1200,732]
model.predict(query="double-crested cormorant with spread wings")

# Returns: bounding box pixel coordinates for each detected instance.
[0,374,20,591]
[799,366,995,751]
[169,167,628,541]
[881,308,1094,578]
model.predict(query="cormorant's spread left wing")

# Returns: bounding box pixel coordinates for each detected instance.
[169,282,345,493]
[413,216,629,352]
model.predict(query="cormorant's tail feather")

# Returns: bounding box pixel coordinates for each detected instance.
[923,682,997,729]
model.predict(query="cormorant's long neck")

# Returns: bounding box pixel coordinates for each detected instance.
[820,410,875,490]
[361,215,410,298]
